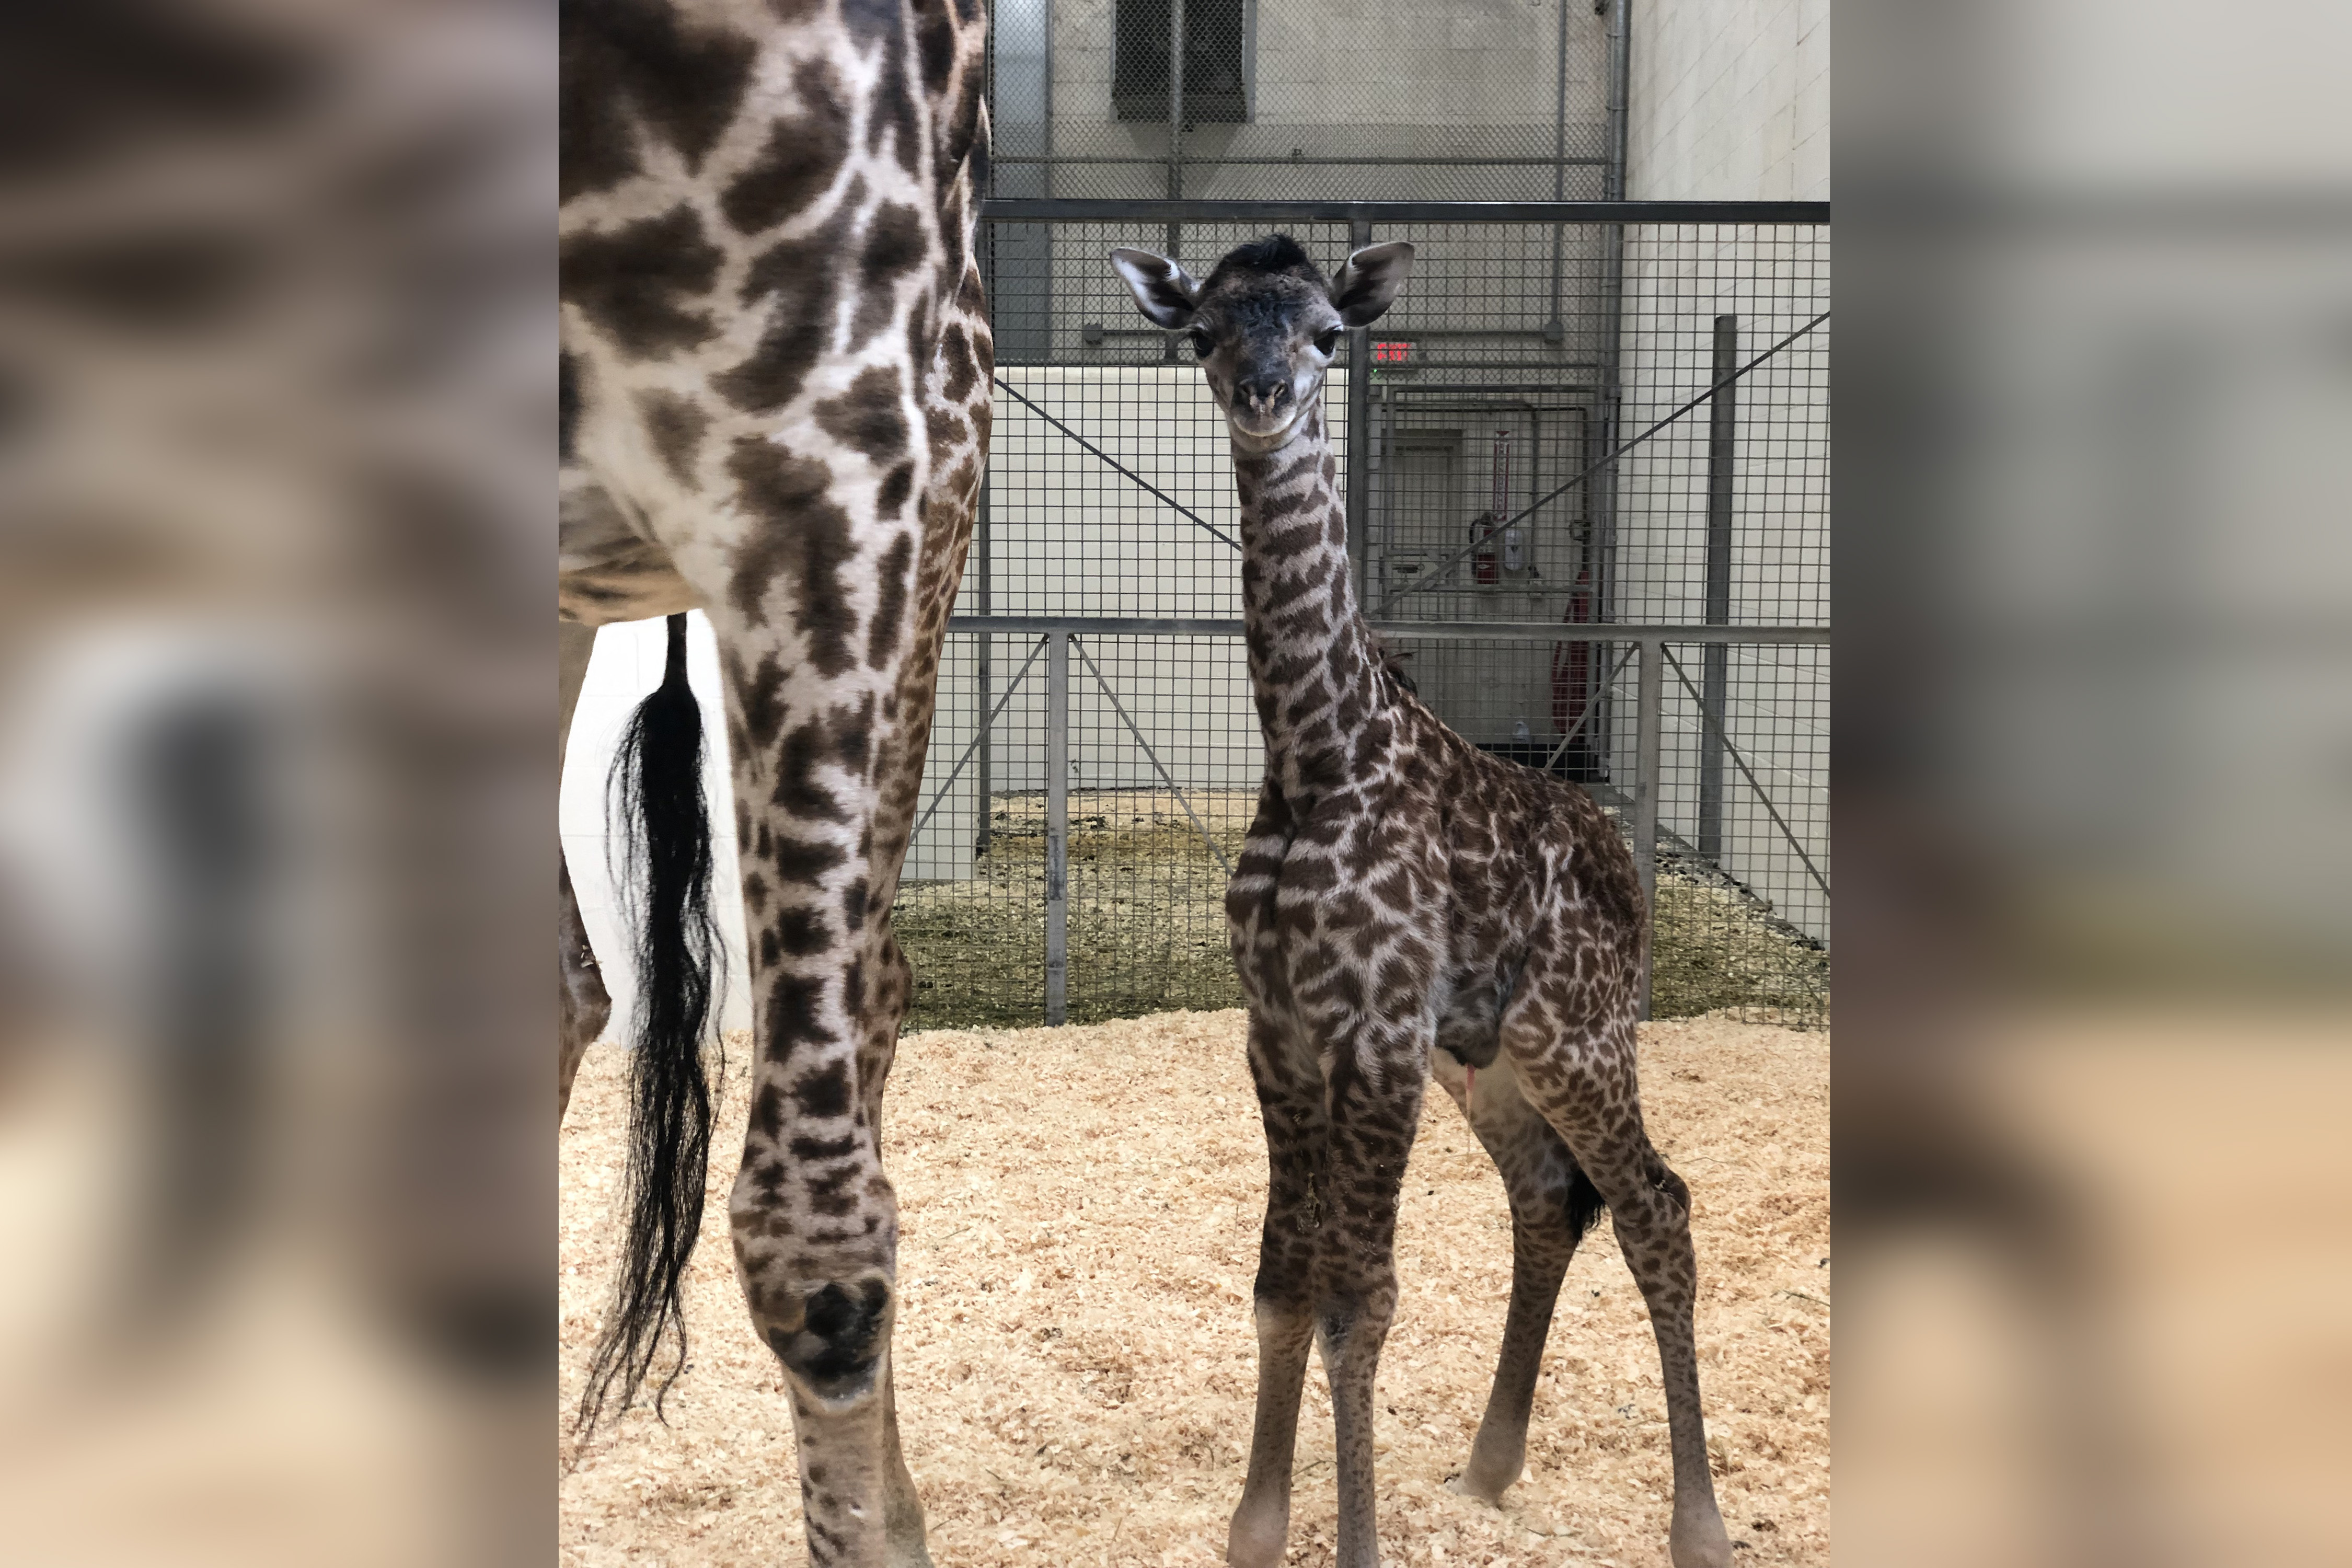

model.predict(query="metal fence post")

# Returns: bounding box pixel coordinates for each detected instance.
[1699,313,1736,861]
[1044,630,1070,1025]
[975,477,993,859]
[1162,0,1186,315]
[1346,214,1373,580]
[1632,636,1664,1021]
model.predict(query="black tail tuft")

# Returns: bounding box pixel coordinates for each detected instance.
[1566,1159,1608,1240]
[575,614,724,1443]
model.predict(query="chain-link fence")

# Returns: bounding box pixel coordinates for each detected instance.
[895,199,1828,1031]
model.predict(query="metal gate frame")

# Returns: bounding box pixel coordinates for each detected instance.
[934,198,1829,1024]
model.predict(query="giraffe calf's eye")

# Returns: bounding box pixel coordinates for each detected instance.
[1188,330,1213,356]
[1315,328,1343,355]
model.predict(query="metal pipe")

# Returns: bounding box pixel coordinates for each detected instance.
[978,198,1830,223]
[975,477,994,857]
[944,614,1829,643]
[989,154,1616,168]
[1346,214,1373,594]
[1596,0,1633,778]
[1631,636,1663,1020]
[1163,0,1185,289]
[1698,313,1735,861]
[1044,632,1069,1025]
[1548,0,1570,334]
[1380,309,1830,608]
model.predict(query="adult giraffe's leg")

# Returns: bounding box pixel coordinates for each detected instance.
[1227,1013,1329,1568]
[706,293,981,1562]
[1505,1010,1733,1568]
[709,568,915,1568]
[1428,1050,1604,1503]
[854,932,932,1568]
[558,618,609,1125]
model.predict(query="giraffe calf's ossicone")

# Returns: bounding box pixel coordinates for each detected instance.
[1116,234,1735,1568]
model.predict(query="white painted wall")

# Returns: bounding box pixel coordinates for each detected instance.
[1627,0,1828,202]
[1610,0,1832,942]
[561,614,753,1043]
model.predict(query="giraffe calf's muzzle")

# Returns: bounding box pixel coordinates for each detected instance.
[759,1276,894,1405]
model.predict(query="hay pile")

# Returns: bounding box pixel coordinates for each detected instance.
[898,790,1828,1030]
[560,1012,1829,1566]
[895,790,1255,1029]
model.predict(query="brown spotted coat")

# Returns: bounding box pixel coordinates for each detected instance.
[1111,236,1733,1568]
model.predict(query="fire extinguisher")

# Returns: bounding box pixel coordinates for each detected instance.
[1471,511,1499,584]
[1477,428,1515,585]
[1550,567,1596,737]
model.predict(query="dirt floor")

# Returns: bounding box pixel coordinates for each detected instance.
[560,1012,1829,1566]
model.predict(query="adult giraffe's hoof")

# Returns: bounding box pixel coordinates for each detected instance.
[1670,1505,1736,1568]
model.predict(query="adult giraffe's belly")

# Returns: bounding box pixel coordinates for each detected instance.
[558,482,701,627]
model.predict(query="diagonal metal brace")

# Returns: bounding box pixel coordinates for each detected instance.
[910,634,1051,847]
[1067,637,1236,879]
[1541,641,1638,774]
[1380,309,1830,609]
[1659,644,1831,900]
[990,374,1242,552]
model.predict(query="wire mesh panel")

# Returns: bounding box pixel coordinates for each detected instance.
[1645,641,1830,1022]
[897,630,1052,1028]
[915,208,1828,1029]
[1063,634,1259,1021]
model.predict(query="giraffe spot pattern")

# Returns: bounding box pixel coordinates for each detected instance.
[559,0,756,202]
[724,437,859,672]
[635,388,709,488]
[559,203,721,357]
[811,365,909,465]
[720,60,850,234]
[720,188,862,413]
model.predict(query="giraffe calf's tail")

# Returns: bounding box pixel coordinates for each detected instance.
[1567,1158,1608,1240]
[577,613,723,1443]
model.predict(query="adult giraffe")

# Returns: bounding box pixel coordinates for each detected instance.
[559,2,992,1563]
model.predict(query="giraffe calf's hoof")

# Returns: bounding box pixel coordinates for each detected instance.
[760,1277,892,1405]
[1445,1470,1514,1506]
[1670,1508,1736,1568]
[1225,1502,1288,1568]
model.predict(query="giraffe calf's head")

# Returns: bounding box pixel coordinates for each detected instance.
[1110,234,1414,453]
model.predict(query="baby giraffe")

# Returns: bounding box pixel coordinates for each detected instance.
[1110,235,1733,1568]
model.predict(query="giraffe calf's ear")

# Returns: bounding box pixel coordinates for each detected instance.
[1110,248,1202,329]
[1329,241,1415,328]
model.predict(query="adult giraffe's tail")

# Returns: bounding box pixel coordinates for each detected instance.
[576,613,722,1442]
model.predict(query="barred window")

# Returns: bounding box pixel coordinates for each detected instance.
[1112,0,1254,123]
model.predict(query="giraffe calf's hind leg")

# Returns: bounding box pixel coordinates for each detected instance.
[1519,1032,1733,1568]
[1434,1054,1604,1504]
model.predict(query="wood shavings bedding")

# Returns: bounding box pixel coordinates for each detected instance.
[561,1010,1829,1566]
